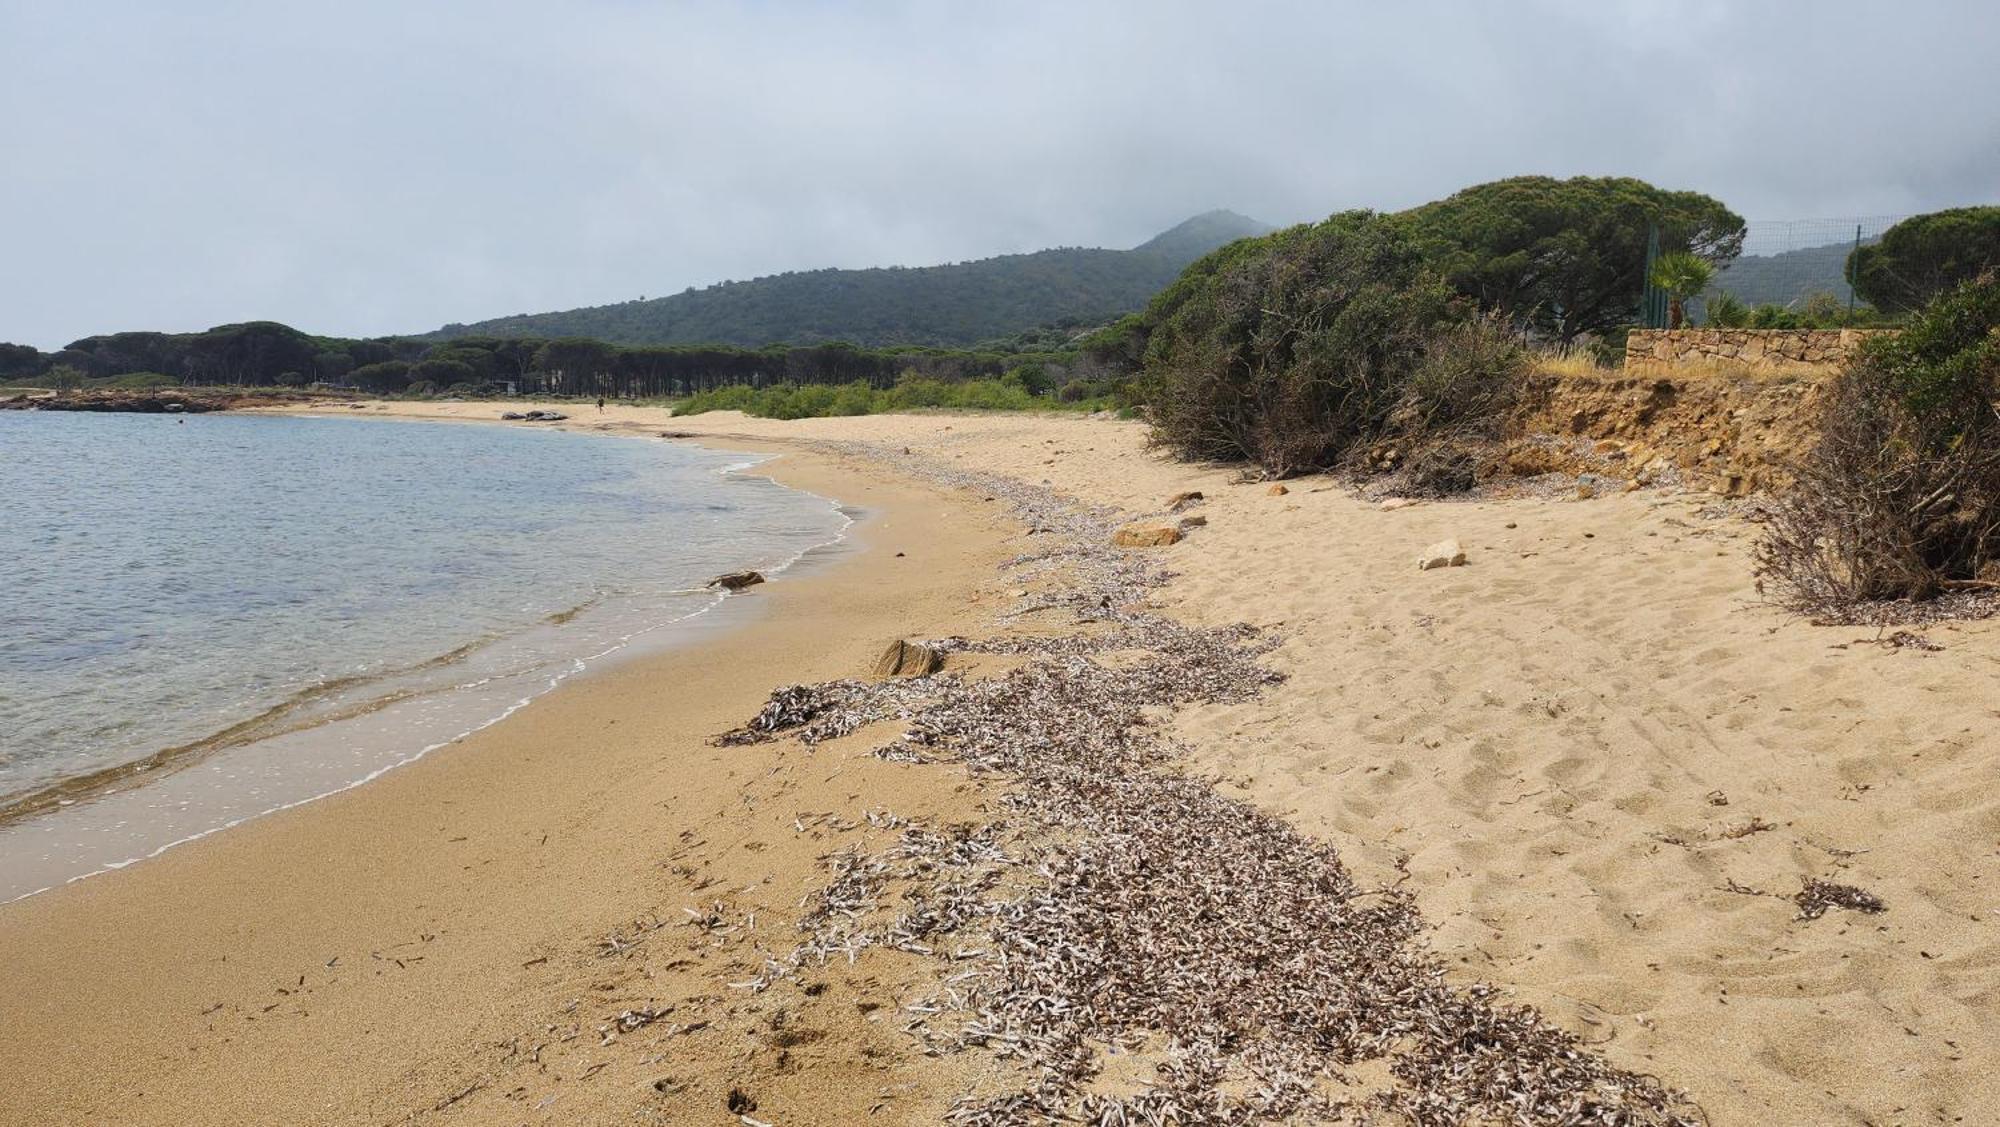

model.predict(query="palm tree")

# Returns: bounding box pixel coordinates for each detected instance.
[1650,252,1715,329]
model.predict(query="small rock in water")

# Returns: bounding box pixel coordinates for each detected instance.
[873,640,944,678]
[1112,524,1182,548]
[707,571,766,592]
[1417,539,1467,570]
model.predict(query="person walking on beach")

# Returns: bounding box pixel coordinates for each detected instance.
[596,396,605,412]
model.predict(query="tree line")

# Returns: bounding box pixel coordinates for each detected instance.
[0,323,1086,399]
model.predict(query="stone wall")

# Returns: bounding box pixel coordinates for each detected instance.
[1624,328,1893,372]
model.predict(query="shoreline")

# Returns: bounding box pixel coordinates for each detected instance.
[0,414,1019,1124]
[0,414,859,903]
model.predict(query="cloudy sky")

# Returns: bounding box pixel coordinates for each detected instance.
[3,0,1996,348]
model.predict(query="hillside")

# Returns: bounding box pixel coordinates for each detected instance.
[1706,236,1876,308]
[424,210,1271,348]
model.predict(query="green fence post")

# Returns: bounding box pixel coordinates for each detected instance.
[1848,223,1862,316]
[1640,224,1665,329]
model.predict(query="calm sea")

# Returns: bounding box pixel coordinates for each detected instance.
[0,411,850,901]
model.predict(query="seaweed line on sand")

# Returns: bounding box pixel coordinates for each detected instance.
[722,444,1701,1126]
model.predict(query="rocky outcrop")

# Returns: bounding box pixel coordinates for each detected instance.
[0,390,316,413]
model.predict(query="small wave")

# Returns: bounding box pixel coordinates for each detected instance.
[0,418,861,902]
[0,633,506,826]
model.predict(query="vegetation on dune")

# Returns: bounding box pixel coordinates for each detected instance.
[423,211,1272,350]
[1132,211,1523,481]
[672,371,1117,420]
[1758,277,2000,611]
[1847,206,2000,314]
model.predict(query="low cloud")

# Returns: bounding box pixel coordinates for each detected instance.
[3,0,1995,347]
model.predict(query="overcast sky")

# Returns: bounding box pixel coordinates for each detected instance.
[3,0,1997,349]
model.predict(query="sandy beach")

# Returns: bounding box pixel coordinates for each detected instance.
[4,401,1998,1124]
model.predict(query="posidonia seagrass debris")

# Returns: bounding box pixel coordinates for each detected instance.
[1794,877,1886,921]
[721,450,1698,1126]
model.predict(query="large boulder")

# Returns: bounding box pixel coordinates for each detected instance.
[874,640,945,678]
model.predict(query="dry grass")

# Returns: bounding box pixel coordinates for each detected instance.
[1531,351,1838,383]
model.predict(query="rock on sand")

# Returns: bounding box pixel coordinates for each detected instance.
[1417,539,1467,570]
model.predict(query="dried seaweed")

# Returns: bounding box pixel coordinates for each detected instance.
[721,449,1698,1126]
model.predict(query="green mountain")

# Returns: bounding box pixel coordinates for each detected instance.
[1706,237,1877,309]
[424,210,1271,349]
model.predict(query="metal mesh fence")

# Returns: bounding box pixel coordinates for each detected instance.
[1645,215,1911,327]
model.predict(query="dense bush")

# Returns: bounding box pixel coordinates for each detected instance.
[1140,211,1521,480]
[1377,315,1528,494]
[1757,277,2000,611]
[1849,207,2000,314]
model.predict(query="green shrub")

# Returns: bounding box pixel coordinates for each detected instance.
[105,371,180,389]
[1757,277,2000,610]
[1704,292,1750,328]
[670,377,1106,419]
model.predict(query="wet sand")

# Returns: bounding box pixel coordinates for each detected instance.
[0,428,1017,1124]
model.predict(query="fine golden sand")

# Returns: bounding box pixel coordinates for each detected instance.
[3,401,1996,1124]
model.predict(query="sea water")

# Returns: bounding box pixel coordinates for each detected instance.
[0,411,850,901]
